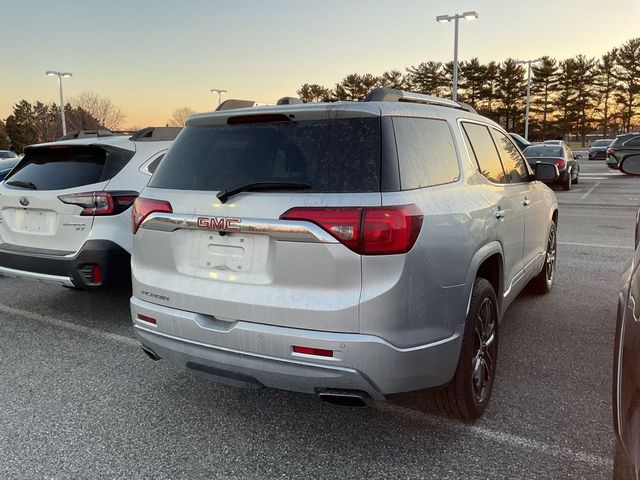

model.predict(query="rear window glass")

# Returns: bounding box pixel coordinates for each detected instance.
[5,145,134,191]
[0,158,19,173]
[625,136,640,146]
[523,146,563,158]
[149,118,380,193]
[393,117,459,189]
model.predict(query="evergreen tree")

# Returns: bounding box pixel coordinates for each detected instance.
[405,62,447,96]
[530,56,558,140]
[458,58,486,109]
[593,49,619,137]
[612,37,640,131]
[496,59,526,131]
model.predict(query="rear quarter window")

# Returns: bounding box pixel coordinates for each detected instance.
[5,145,134,191]
[393,117,460,189]
[462,122,508,184]
[150,118,381,193]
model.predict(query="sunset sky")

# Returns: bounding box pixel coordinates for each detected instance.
[2,0,639,128]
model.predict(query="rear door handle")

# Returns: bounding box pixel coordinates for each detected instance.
[523,198,531,207]
[495,208,506,220]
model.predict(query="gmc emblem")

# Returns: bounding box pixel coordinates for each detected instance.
[196,216,241,231]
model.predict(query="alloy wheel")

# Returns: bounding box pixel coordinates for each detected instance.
[471,297,497,404]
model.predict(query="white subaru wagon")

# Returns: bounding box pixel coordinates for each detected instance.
[0,127,180,288]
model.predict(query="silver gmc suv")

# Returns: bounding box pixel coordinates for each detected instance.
[130,88,560,421]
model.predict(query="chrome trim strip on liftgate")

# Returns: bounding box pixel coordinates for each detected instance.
[141,213,339,243]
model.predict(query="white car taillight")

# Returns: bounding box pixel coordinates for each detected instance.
[58,191,138,216]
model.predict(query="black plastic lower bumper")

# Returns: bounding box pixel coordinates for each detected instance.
[0,240,130,288]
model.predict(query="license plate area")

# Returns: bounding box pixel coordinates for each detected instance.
[198,233,254,273]
[10,208,57,234]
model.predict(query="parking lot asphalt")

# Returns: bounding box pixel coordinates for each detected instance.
[0,157,637,479]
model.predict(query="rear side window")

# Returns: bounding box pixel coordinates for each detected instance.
[145,153,165,175]
[490,129,530,183]
[6,145,134,191]
[462,123,507,184]
[150,118,380,193]
[625,136,640,146]
[393,117,459,189]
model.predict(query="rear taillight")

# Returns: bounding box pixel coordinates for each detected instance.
[58,191,138,216]
[280,204,423,255]
[132,197,173,234]
[555,158,567,169]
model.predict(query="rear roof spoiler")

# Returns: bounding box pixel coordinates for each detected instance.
[364,87,477,114]
[215,99,258,111]
[57,129,118,141]
[129,127,182,142]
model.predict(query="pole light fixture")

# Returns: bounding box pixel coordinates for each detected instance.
[516,59,542,141]
[46,71,73,135]
[210,88,227,106]
[435,11,479,102]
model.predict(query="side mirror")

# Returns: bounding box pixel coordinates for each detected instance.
[534,162,560,182]
[619,154,640,176]
[574,154,582,159]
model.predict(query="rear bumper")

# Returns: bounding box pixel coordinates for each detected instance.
[131,296,462,400]
[0,240,130,288]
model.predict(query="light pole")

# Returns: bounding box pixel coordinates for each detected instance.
[516,59,542,140]
[46,71,73,135]
[210,88,227,106]
[436,11,478,102]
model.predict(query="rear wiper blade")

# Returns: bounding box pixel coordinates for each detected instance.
[6,180,37,190]
[217,181,311,204]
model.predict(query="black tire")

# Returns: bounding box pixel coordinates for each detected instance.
[528,221,557,294]
[613,439,636,480]
[562,172,572,190]
[428,277,499,422]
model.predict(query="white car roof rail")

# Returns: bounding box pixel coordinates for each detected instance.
[364,87,477,114]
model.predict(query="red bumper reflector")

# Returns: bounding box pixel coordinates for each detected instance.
[292,346,333,357]
[91,265,102,284]
[138,314,157,325]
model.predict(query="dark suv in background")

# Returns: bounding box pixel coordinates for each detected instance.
[589,139,613,160]
[607,133,640,170]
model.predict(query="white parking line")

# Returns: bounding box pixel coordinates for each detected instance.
[581,172,624,176]
[579,181,601,200]
[0,302,138,347]
[0,301,613,470]
[558,241,633,250]
[377,403,612,469]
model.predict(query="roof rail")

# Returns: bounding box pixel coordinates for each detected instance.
[215,99,257,111]
[277,97,303,105]
[129,127,182,142]
[57,129,118,141]
[364,88,477,113]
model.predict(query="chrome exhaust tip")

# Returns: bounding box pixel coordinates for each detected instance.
[318,390,369,407]
[141,345,161,361]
